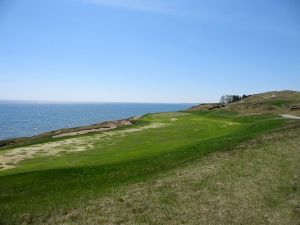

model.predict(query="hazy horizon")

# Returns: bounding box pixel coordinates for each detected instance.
[0,99,199,104]
[1,0,299,103]
[0,89,299,104]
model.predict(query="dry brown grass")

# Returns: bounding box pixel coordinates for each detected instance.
[38,126,300,225]
[188,90,300,116]
[227,90,300,115]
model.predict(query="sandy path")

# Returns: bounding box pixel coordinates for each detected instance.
[281,114,300,120]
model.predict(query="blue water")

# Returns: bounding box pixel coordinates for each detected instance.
[0,102,195,140]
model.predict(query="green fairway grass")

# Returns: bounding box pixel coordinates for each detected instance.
[0,111,287,224]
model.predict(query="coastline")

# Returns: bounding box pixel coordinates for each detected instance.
[0,116,141,149]
[0,103,196,147]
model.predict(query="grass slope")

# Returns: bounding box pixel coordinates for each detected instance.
[43,124,300,225]
[189,90,300,116]
[0,110,288,224]
[228,90,300,115]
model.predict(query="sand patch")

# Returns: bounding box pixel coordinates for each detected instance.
[263,94,276,99]
[281,114,300,120]
[53,120,133,138]
[0,139,91,170]
[222,122,240,127]
[53,126,118,138]
[107,123,165,136]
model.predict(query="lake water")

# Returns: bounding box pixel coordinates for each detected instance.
[0,102,195,140]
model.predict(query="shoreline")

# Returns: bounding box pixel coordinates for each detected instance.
[0,103,197,149]
[0,116,141,149]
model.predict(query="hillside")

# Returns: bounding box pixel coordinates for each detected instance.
[0,91,300,225]
[189,90,300,115]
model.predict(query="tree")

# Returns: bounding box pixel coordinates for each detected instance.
[220,95,226,104]
[219,94,251,104]
[242,94,251,99]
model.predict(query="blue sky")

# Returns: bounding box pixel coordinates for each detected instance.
[0,0,299,103]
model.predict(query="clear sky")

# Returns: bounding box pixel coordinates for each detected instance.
[0,0,299,103]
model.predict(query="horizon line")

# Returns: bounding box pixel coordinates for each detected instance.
[0,99,200,105]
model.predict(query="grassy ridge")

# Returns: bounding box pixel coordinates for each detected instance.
[0,111,286,224]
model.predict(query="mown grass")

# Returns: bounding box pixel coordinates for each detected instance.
[0,111,287,224]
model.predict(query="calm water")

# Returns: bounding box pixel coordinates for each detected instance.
[0,102,195,140]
